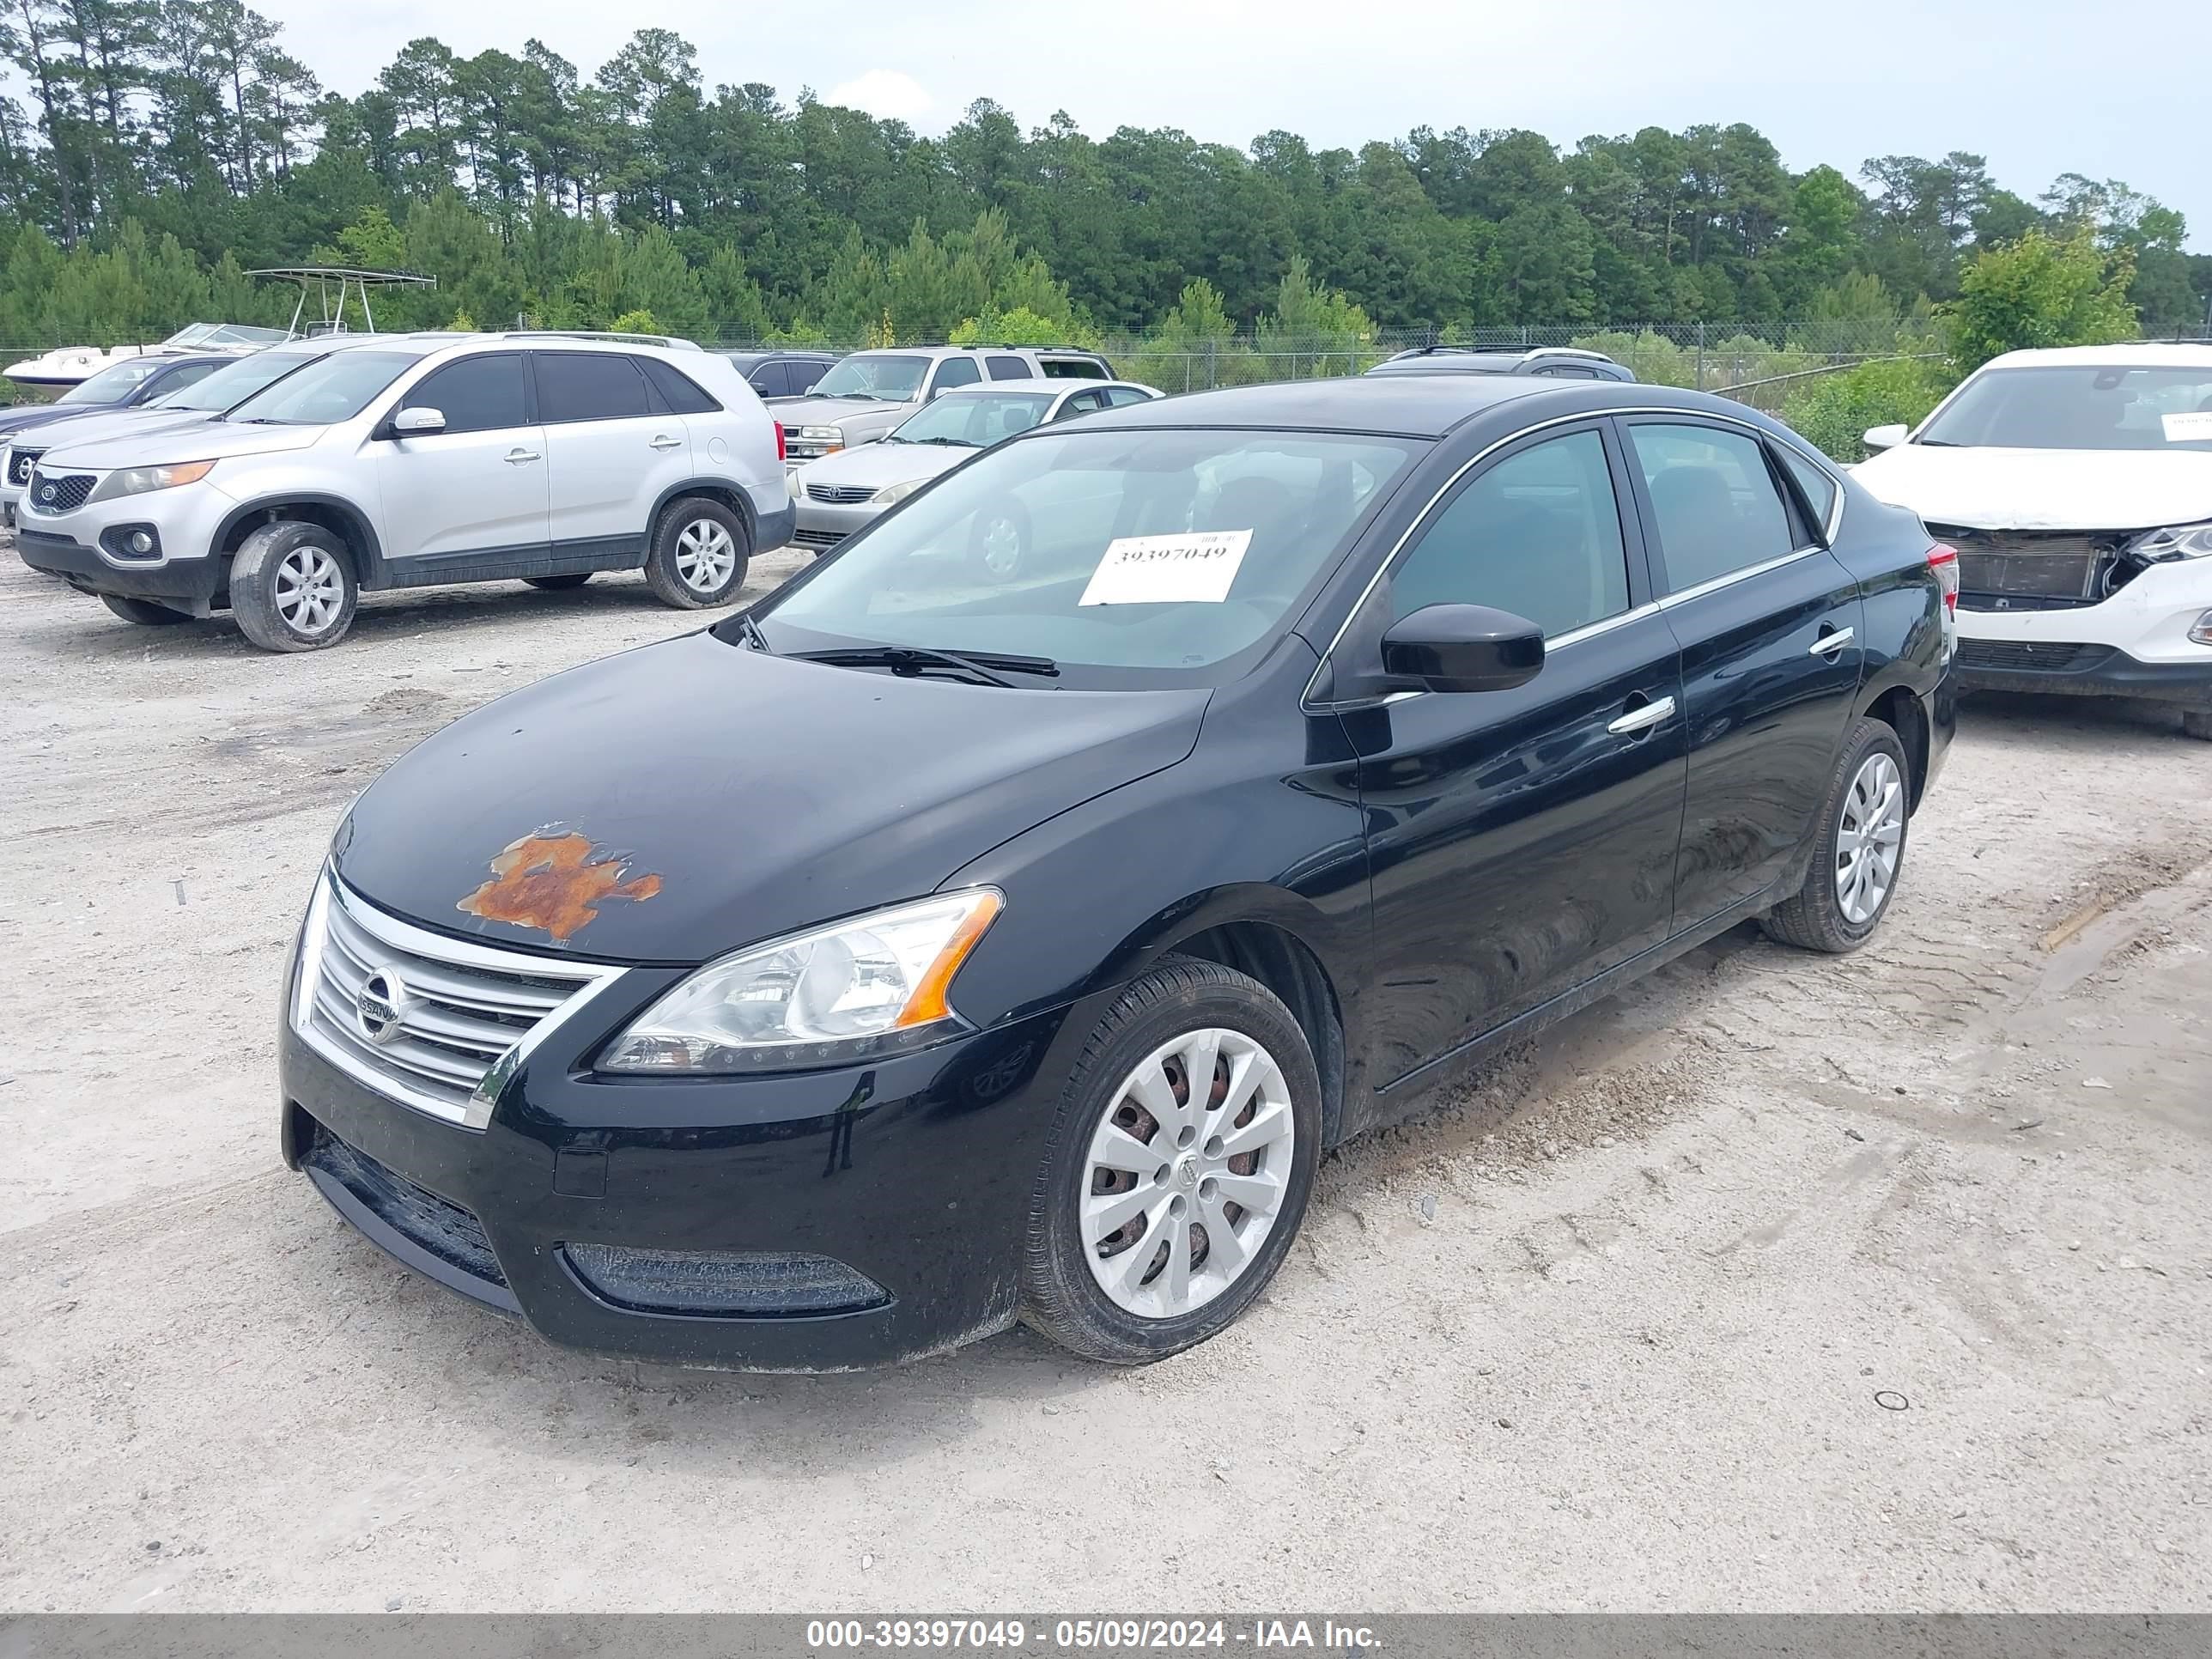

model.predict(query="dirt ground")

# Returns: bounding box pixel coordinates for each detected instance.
[1,541,2208,1614]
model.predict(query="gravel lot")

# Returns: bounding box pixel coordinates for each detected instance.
[2,540,2208,1613]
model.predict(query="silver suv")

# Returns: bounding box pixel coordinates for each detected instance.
[777,344,1115,464]
[14,332,794,652]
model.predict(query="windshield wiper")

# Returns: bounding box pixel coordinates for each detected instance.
[912,436,974,447]
[731,611,773,653]
[792,644,1060,687]
[1914,438,1965,447]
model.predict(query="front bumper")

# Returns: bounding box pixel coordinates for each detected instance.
[279,985,1088,1371]
[1953,640,2212,708]
[793,495,885,554]
[16,526,227,607]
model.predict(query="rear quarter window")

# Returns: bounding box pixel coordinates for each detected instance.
[640,356,723,414]
[1040,358,1109,380]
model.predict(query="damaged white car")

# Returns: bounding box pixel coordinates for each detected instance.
[1854,343,2212,738]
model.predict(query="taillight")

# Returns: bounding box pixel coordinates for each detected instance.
[774,422,787,464]
[1927,543,1959,616]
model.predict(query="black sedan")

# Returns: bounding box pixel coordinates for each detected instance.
[281,374,1954,1370]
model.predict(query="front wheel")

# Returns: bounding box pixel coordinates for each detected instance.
[643,498,749,609]
[1020,958,1322,1364]
[228,521,358,652]
[1762,716,1911,953]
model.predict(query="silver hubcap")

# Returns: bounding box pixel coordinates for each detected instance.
[1835,752,1905,925]
[675,519,737,592]
[980,516,1022,577]
[273,545,344,635]
[1080,1027,1295,1320]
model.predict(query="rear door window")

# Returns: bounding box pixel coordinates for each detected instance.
[535,352,651,423]
[789,360,830,393]
[1626,422,1797,592]
[749,362,788,397]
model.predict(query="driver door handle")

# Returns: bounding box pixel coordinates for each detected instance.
[648,434,683,451]
[504,447,541,465]
[1809,625,1854,656]
[1607,695,1675,736]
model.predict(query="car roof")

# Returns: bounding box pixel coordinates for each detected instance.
[1978,343,2212,372]
[1073,374,1560,436]
[1073,376,1768,440]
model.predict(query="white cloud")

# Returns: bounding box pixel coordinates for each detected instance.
[822,69,933,123]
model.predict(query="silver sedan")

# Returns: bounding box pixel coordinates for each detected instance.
[790,379,1163,555]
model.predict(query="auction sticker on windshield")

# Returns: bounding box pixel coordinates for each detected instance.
[2162,411,2212,444]
[1079,531,1252,606]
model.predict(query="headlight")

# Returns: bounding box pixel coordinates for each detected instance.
[798,425,844,441]
[599,889,1003,1074]
[2127,521,2212,561]
[872,477,925,506]
[86,459,216,503]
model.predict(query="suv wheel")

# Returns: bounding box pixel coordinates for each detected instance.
[228,521,358,653]
[644,498,749,609]
[1020,957,1322,1364]
[1762,716,1910,953]
[100,594,194,627]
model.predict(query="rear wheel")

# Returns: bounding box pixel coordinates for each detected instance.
[643,497,749,609]
[100,594,193,627]
[525,573,592,592]
[228,521,357,653]
[1763,717,1910,953]
[1021,957,1322,1364]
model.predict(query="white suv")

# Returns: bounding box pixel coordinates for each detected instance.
[13,331,794,652]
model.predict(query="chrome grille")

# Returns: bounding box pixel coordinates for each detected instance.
[806,483,874,504]
[293,875,623,1128]
[7,446,39,485]
[26,468,93,513]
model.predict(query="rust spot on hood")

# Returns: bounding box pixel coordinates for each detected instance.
[457,830,664,944]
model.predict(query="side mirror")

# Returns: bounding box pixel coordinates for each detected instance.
[1863,423,1907,452]
[390,405,446,437]
[1381,604,1546,694]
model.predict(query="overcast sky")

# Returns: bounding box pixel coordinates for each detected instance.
[264,0,2210,253]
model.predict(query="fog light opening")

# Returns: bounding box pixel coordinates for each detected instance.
[561,1242,892,1318]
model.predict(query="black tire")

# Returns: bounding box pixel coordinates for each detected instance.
[525,573,592,591]
[1762,716,1911,953]
[100,594,193,626]
[967,500,1032,584]
[643,497,749,609]
[2182,710,2212,742]
[228,520,358,653]
[1020,957,1323,1364]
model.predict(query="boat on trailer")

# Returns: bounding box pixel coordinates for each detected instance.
[3,267,437,392]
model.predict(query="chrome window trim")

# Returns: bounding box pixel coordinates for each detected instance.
[1653,544,1823,609]
[289,869,629,1132]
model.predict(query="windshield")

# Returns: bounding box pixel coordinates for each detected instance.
[750,428,1423,687]
[152,350,321,413]
[890,391,1056,447]
[161,323,288,348]
[222,349,422,425]
[811,354,928,402]
[57,359,168,404]
[1919,364,2212,452]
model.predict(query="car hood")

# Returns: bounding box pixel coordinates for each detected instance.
[793,441,973,492]
[332,630,1209,964]
[3,406,216,452]
[41,418,325,470]
[777,395,920,428]
[1855,443,2212,532]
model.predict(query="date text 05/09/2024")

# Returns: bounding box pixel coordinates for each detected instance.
[802,1619,1382,1651]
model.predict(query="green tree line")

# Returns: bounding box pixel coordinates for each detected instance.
[3,9,2208,350]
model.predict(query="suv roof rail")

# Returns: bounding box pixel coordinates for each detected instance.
[501,330,704,352]
[1386,343,1620,365]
